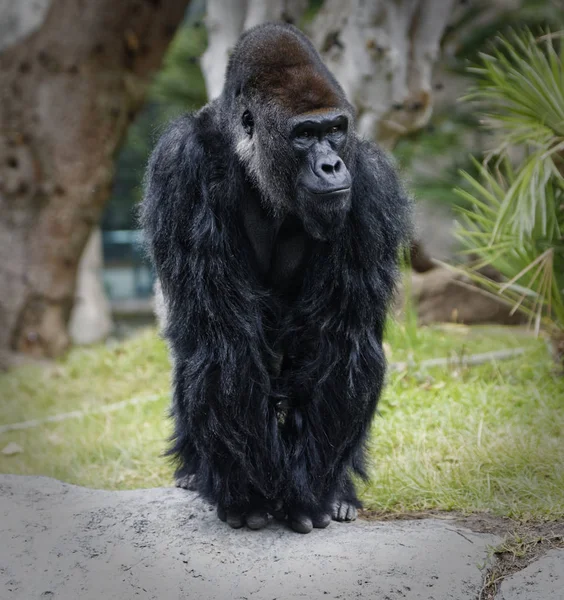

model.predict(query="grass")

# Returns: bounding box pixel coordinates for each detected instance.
[363,333,564,519]
[0,322,562,519]
[0,330,171,489]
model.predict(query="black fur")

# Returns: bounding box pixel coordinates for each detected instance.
[140,23,411,531]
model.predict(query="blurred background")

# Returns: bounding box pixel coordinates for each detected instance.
[1,0,563,357]
[0,0,562,518]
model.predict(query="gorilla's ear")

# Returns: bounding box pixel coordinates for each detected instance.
[242,110,254,136]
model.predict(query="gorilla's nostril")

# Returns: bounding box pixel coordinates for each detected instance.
[316,156,346,178]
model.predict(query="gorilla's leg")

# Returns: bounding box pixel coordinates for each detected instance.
[281,406,340,533]
[282,391,376,533]
[169,359,283,530]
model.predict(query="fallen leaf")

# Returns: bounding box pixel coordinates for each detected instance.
[2,442,24,456]
[46,432,63,445]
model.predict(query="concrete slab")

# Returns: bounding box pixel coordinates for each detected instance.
[498,549,564,600]
[0,475,498,600]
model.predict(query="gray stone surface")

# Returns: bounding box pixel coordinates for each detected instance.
[0,475,499,600]
[499,549,564,600]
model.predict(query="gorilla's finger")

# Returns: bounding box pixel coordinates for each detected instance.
[312,512,331,529]
[289,512,313,534]
[226,511,244,529]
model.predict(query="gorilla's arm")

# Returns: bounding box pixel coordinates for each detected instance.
[281,141,411,517]
[140,114,282,511]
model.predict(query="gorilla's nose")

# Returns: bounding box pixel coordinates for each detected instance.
[313,155,351,191]
[318,156,343,175]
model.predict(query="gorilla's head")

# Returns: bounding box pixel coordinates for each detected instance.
[222,23,356,240]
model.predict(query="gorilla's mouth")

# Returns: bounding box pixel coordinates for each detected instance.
[311,186,351,195]
[310,187,352,211]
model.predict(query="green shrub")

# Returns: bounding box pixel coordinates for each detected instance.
[455,30,564,346]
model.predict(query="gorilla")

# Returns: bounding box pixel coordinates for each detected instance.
[141,23,410,533]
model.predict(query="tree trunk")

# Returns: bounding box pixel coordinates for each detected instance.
[310,0,455,149]
[201,0,247,100]
[0,0,190,367]
[68,228,113,345]
[201,0,308,100]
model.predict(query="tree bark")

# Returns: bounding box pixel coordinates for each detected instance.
[310,0,455,149]
[201,0,308,100]
[0,0,190,367]
[68,227,113,345]
[201,0,247,100]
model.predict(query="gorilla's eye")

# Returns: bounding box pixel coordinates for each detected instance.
[242,110,254,136]
[299,128,315,138]
[328,125,342,134]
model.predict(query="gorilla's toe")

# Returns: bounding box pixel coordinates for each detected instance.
[246,510,269,530]
[332,500,358,522]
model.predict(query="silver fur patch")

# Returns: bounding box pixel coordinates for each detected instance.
[235,135,285,214]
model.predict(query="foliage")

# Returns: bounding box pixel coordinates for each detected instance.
[1,326,562,519]
[444,0,564,73]
[150,21,208,117]
[393,113,481,210]
[455,30,564,336]
[393,0,563,213]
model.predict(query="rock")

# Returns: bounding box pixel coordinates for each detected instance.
[412,200,458,267]
[498,549,564,600]
[411,267,526,326]
[0,475,499,600]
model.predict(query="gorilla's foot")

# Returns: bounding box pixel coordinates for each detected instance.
[217,506,245,529]
[175,474,197,491]
[331,499,358,522]
[312,512,332,528]
[246,509,269,530]
[216,501,332,532]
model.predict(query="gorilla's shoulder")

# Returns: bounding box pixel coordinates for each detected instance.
[352,138,412,244]
[354,139,400,184]
[149,105,225,172]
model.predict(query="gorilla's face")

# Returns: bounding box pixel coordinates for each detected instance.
[235,103,355,241]
[289,110,353,240]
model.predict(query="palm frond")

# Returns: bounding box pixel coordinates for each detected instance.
[454,90,564,335]
[462,29,564,243]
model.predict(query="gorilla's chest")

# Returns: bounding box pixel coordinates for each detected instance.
[242,194,312,298]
